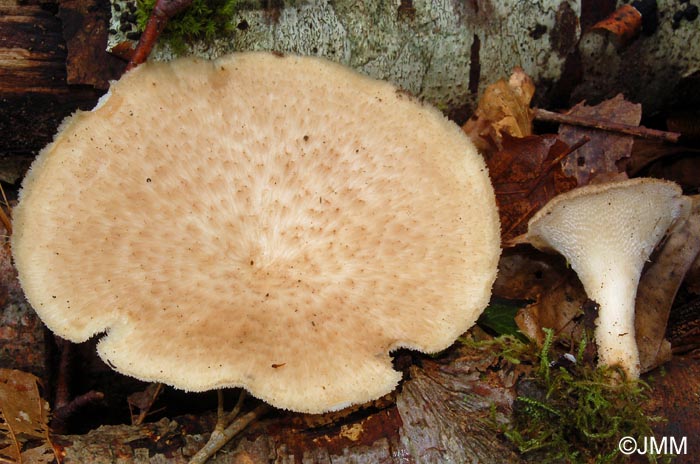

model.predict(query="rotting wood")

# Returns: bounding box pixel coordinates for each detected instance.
[110,0,583,122]
[53,348,523,463]
[58,0,126,87]
[0,0,118,176]
[644,355,700,463]
[48,351,700,463]
[110,0,700,117]
[0,224,45,381]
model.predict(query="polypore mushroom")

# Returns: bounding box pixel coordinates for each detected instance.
[11,52,501,413]
[527,178,689,379]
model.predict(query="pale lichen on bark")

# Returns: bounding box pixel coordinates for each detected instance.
[109,0,581,116]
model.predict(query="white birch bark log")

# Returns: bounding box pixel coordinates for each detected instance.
[109,0,582,118]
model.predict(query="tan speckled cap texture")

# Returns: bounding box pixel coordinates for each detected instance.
[12,52,500,413]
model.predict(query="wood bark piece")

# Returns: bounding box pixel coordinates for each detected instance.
[576,0,700,114]
[396,360,521,463]
[54,350,521,463]
[0,227,45,381]
[644,355,700,463]
[58,0,125,88]
[109,0,582,121]
[0,0,104,172]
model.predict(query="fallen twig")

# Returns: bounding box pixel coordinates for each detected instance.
[0,184,11,236]
[534,107,681,143]
[52,390,105,434]
[188,403,271,464]
[125,0,194,72]
[129,382,164,425]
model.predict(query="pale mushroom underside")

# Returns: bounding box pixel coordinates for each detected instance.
[527,178,688,378]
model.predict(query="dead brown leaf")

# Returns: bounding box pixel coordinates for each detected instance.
[626,139,699,176]
[493,250,569,301]
[559,94,641,184]
[128,382,163,425]
[636,195,700,373]
[486,134,578,244]
[688,254,700,295]
[495,250,589,346]
[0,369,57,464]
[462,67,535,154]
[515,271,588,346]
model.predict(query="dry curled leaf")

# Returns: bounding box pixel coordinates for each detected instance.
[589,4,643,47]
[636,195,700,373]
[462,67,535,154]
[0,369,57,464]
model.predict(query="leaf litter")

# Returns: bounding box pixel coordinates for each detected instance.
[472,67,700,375]
[0,369,57,464]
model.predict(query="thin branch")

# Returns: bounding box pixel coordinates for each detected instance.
[214,389,225,434]
[224,390,247,427]
[188,404,270,464]
[51,390,105,433]
[534,107,681,143]
[0,183,11,236]
[131,383,163,426]
[125,0,194,72]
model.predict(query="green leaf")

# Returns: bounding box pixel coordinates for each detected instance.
[477,298,528,341]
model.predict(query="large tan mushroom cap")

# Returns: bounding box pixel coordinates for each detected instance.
[12,52,500,413]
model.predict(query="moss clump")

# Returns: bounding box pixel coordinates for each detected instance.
[136,0,239,54]
[460,333,534,366]
[463,328,668,463]
[501,329,667,463]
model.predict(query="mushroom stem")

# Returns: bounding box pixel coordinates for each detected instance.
[188,403,270,464]
[582,266,644,378]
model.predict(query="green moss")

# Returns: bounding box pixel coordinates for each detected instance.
[460,333,534,366]
[465,329,668,463]
[136,0,239,54]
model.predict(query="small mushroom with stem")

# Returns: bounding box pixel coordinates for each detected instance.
[526,178,690,379]
[12,53,501,415]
